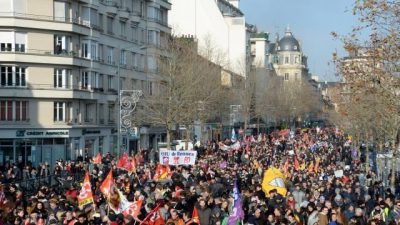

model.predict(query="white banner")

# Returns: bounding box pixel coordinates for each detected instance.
[159,150,197,165]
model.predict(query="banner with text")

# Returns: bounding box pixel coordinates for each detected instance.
[159,150,197,165]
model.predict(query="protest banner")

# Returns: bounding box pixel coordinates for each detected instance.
[159,150,197,165]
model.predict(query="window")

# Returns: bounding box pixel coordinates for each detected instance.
[108,75,114,90]
[107,46,114,64]
[120,50,126,65]
[0,43,12,52]
[295,73,299,81]
[120,21,126,37]
[54,69,70,88]
[81,42,89,58]
[15,67,26,86]
[54,102,65,122]
[132,52,137,69]
[15,101,28,121]
[99,103,104,124]
[98,44,103,61]
[295,56,299,64]
[54,1,68,22]
[95,73,103,89]
[107,17,114,34]
[284,73,289,81]
[54,35,70,54]
[147,6,160,21]
[285,57,289,64]
[147,30,159,46]
[132,26,138,42]
[81,71,90,90]
[140,0,145,17]
[140,28,146,43]
[108,103,115,122]
[160,7,167,24]
[15,43,25,52]
[0,101,27,121]
[84,103,91,122]
[0,66,26,87]
[98,13,104,30]
[0,32,27,53]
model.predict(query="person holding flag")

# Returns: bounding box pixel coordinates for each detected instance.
[77,172,94,208]
[140,204,165,225]
[231,128,236,143]
[222,180,244,225]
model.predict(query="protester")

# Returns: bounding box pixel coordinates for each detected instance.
[0,127,399,225]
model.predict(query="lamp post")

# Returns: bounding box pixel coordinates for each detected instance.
[118,90,142,156]
[116,45,147,156]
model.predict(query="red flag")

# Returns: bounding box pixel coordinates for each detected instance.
[245,144,249,154]
[192,207,200,224]
[123,200,143,219]
[283,159,290,175]
[140,205,165,225]
[294,158,300,171]
[117,152,137,173]
[93,153,102,164]
[78,172,94,207]
[100,171,113,199]
[314,158,320,173]
[308,161,314,173]
[153,164,170,181]
[117,152,129,168]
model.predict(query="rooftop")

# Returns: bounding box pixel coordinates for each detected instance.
[217,0,244,17]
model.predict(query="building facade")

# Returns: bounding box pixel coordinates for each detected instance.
[0,0,170,167]
[271,27,308,82]
[169,0,247,77]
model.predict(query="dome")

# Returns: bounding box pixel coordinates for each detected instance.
[278,28,300,52]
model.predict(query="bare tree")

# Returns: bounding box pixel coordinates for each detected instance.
[258,75,322,128]
[135,37,225,149]
[332,0,400,189]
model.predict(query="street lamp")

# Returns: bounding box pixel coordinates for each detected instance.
[116,45,147,156]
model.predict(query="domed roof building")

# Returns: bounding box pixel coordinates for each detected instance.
[278,29,301,52]
[270,26,309,82]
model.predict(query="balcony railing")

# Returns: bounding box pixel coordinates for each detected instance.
[146,17,169,27]
[0,48,109,64]
[0,83,116,93]
[0,12,102,31]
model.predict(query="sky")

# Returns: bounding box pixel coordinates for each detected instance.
[240,0,360,82]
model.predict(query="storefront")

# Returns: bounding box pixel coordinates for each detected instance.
[0,129,70,167]
[0,128,115,167]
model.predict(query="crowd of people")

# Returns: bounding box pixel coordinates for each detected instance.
[0,127,399,225]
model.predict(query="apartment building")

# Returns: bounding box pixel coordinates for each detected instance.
[169,0,247,77]
[0,0,170,166]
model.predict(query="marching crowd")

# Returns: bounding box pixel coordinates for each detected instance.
[0,127,400,225]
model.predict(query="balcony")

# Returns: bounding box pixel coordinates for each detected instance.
[146,17,171,32]
[0,84,118,101]
[0,12,100,35]
[130,11,141,23]
[118,7,130,19]
[100,0,118,16]
[0,49,94,67]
